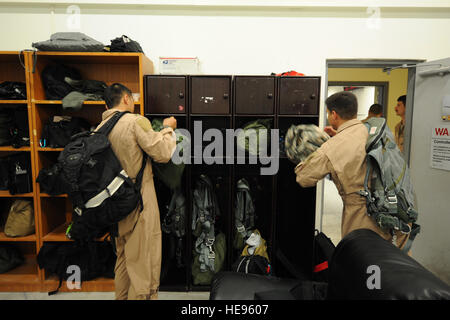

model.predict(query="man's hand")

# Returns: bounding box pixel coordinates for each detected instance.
[163,116,177,130]
[324,126,337,137]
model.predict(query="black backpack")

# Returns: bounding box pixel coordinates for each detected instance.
[8,153,32,194]
[232,254,271,276]
[41,64,81,100]
[0,109,13,146]
[57,111,147,242]
[0,82,27,100]
[0,245,25,274]
[41,116,91,148]
[108,35,144,53]
[11,106,30,148]
[37,241,116,295]
[0,158,9,190]
[312,230,336,282]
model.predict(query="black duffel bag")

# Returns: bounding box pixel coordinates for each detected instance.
[37,240,116,295]
[0,82,27,100]
[0,245,25,274]
[41,116,91,148]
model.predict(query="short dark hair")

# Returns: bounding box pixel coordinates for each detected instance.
[104,83,132,108]
[397,95,407,106]
[325,91,358,120]
[369,103,383,115]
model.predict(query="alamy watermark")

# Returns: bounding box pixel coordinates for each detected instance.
[66,264,81,290]
[366,264,381,290]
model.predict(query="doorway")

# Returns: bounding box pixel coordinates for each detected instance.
[320,59,424,245]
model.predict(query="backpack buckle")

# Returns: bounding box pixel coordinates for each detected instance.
[74,207,83,216]
[387,194,397,204]
[236,225,245,233]
[206,238,215,247]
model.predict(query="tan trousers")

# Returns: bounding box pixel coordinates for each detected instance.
[114,220,159,300]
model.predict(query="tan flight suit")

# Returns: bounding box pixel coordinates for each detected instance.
[295,119,409,248]
[395,121,405,153]
[96,109,176,300]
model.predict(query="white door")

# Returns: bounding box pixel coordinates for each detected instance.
[409,57,450,285]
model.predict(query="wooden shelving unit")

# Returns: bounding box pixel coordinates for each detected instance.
[0,51,40,292]
[0,50,153,292]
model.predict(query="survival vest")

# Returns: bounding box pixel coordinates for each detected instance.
[359,117,420,252]
[161,188,186,268]
[192,175,221,273]
[233,178,256,250]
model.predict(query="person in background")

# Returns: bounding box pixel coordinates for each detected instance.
[362,103,383,122]
[395,95,407,152]
[295,91,409,248]
[98,83,177,300]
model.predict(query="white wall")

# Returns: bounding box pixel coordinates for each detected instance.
[1,2,449,281]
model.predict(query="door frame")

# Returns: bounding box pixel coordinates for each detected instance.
[327,81,389,118]
[319,58,425,232]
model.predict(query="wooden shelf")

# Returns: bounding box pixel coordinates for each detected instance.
[43,276,114,292]
[42,223,71,242]
[0,255,40,292]
[43,223,109,242]
[39,193,67,198]
[37,147,64,152]
[0,100,28,104]
[0,146,31,151]
[33,100,141,105]
[0,190,34,197]
[0,228,36,242]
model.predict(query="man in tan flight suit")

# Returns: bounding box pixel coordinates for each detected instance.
[98,83,177,300]
[394,95,406,153]
[296,91,408,248]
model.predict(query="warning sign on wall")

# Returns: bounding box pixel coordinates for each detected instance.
[431,125,450,171]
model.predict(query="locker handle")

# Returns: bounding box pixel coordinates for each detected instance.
[223,93,229,99]
[267,93,273,99]
[310,94,316,99]
[179,92,184,99]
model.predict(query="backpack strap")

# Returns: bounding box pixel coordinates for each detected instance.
[235,178,255,243]
[96,111,129,136]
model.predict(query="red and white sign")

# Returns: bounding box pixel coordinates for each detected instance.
[431,125,450,171]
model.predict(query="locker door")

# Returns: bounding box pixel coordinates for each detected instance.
[190,76,231,114]
[145,76,186,114]
[279,77,319,115]
[235,76,275,114]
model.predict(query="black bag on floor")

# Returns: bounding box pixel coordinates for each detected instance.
[232,255,271,276]
[107,35,144,53]
[41,116,91,148]
[0,109,13,146]
[0,244,25,274]
[8,153,32,194]
[41,64,82,100]
[0,82,27,100]
[37,240,116,295]
[11,106,30,148]
[313,230,335,282]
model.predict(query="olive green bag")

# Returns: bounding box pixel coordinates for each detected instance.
[4,200,35,237]
[191,232,226,285]
[150,118,189,190]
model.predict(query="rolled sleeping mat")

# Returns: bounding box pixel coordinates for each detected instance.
[284,124,330,164]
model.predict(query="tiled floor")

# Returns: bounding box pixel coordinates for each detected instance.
[322,178,343,246]
[0,291,210,300]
